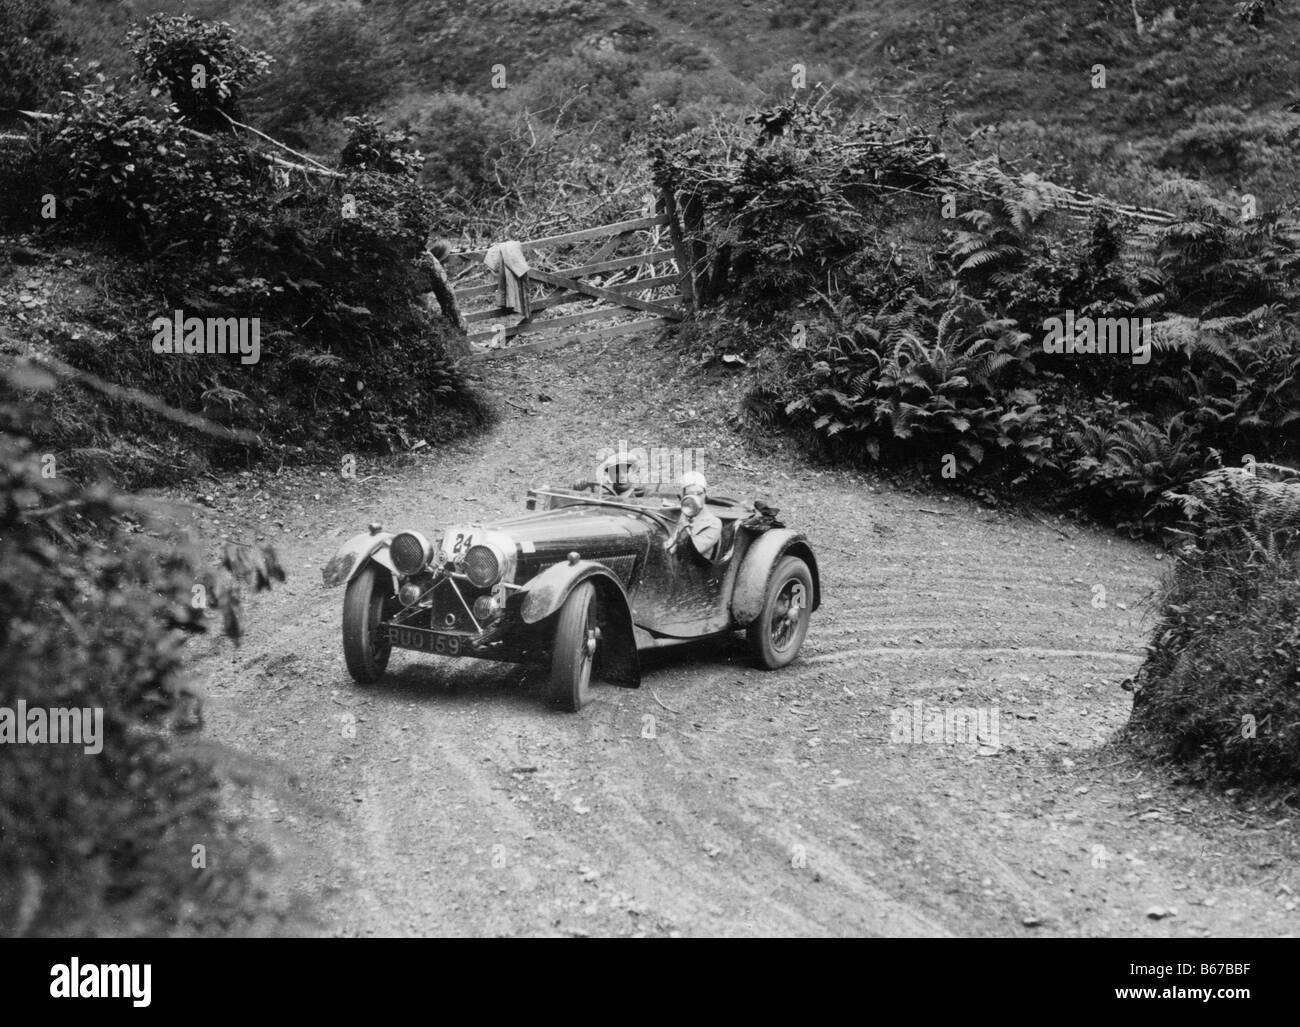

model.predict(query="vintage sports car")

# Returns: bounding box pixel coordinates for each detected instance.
[321,483,820,710]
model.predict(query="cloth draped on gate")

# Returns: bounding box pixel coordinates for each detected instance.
[483,240,532,318]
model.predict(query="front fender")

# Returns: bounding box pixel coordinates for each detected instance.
[520,560,625,622]
[730,529,821,627]
[322,531,398,588]
[521,561,639,688]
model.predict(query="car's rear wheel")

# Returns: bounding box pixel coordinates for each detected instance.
[343,563,393,684]
[551,581,598,711]
[747,555,813,669]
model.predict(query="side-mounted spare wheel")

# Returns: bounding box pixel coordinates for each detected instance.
[343,563,394,684]
[551,581,599,711]
[747,555,813,669]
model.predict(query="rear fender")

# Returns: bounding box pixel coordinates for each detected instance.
[730,529,821,627]
[521,561,639,687]
[322,532,398,589]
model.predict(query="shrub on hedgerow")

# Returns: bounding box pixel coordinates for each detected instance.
[651,99,950,318]
[339,114,425,177]
[128,14,272,133]
[1127,466,1300,789]
[3,51,486,462]
[0,0,77,122]
[751,293,1051,476]
[6,80,261,248]
[662,98,1300,532]
[0,365,283,934]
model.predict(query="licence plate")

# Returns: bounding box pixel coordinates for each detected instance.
[387,625,463,656]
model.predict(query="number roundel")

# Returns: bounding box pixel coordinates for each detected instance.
[441,527,476,563]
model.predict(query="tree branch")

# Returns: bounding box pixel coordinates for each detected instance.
[3,351,261,445]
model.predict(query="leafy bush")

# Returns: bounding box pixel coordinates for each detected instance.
[764,294,1049,474]
[0,361,283,934]
[664,98,1300,532]
[1127,465,1300,788]
[1157,107,1300,181]
[2,21,489,476]
[0,0,76,123]
[390,91,513,203]
[652,99,947,317]
[11,80,261,249]
[1058,411,1220,529]
[338,114,424,176]
[128,14,272,133]
[1143,180,1300,318]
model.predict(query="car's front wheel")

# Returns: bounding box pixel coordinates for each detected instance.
[343,563,393,684]
[747,555,813,669]
[551,581,598,711]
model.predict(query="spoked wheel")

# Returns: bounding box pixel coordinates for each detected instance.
[551,581,599,711]
[343,564,393,684]
[747,555,813,669]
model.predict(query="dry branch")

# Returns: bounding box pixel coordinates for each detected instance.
[18,109,343,179]
[218,110,334,173]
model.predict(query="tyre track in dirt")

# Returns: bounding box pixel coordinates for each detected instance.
[184,336,1300,937]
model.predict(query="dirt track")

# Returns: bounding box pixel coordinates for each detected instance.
[182,336,1300,937]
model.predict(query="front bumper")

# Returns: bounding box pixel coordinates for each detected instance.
[383,571,540,663]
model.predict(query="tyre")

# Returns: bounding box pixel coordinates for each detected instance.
[343,563,393,684]
[746,555,813,669]
[551,581,598,711]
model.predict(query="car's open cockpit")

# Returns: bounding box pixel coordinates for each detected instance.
[526,485,747,564]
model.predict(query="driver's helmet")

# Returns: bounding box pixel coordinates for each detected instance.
[598,452,641,496]
[679,470,708,499]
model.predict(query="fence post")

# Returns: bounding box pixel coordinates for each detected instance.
[660,188,696,311]
[682,191,711,307]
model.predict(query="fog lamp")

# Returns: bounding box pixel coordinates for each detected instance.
[472,595,501,623]
[398,582,424,607]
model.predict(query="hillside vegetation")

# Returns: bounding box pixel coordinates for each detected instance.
[3,12,488,486]
[0,8,483,934]
[14,1,1299,214]
[4,0,1300,937]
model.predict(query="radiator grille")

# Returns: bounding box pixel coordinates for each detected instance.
[599,554,637,586]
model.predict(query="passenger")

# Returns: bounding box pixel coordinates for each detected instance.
[668,470,723,561]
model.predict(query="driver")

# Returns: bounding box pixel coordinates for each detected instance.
[597,452,646,499]
[667,470,723,561]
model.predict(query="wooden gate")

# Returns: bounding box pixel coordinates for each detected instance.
[449,197,693,355]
